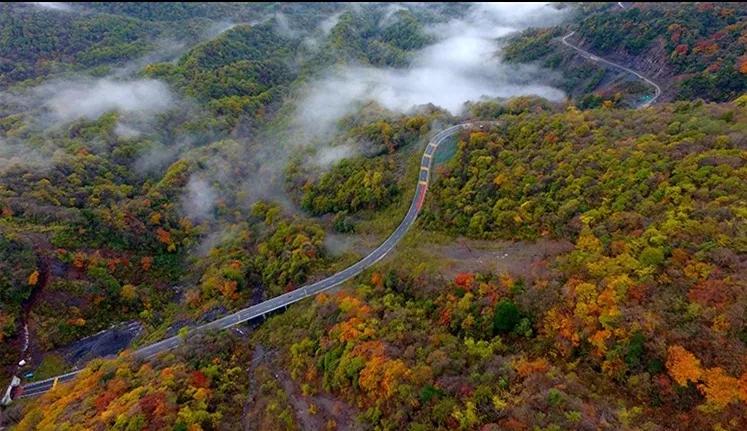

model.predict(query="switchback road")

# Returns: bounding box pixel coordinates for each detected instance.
[16,122,481,399]
[561,31,661,108]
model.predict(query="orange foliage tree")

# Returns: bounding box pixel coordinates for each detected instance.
[666,345,703,386]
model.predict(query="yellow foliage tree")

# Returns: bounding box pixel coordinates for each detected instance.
[120,284,137,302]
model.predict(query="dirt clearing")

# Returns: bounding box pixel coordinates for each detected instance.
[422,237,573,280]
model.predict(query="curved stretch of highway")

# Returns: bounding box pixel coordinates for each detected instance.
[15,123,473,399]
[561,31,661,108]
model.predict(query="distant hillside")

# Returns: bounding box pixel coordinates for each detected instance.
[504,2,747,105]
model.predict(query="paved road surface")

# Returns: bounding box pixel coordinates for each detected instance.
[15,122,483,399]
[561,31,661,108]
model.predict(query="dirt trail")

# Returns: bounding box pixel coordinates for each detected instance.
[2,238,51,378]
[244,345,360,430]
[22,247,51,366]
[274,366,359,431]
[1,236,51,407]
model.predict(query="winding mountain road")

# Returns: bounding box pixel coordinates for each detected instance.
[14,31,666,401]
[561,31,661,108]
[15,122,481,399]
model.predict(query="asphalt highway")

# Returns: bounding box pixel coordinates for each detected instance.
[561,31,662,108]
[16,122,474,399]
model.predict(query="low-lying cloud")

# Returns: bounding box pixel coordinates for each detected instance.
[0,135,62,175]
[134,139,191,174]
[312,143,358,169]
[37,78,175,124]
[205,21,238,40]
[273,12,298,38]
[182,176,218,222]
[294,2,568,139]
[0,74,199,176]
[379,4,407,28]
[318,12,343,35]
[27,2,71,12]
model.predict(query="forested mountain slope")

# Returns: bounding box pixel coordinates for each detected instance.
[504,2,747,105]
[2,3,746,431]
[15,98,747,430]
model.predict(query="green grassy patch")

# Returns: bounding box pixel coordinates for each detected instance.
[31,354,68,381]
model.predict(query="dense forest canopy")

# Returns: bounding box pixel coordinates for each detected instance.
[1,2,746,431]
[0,0,470,388]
